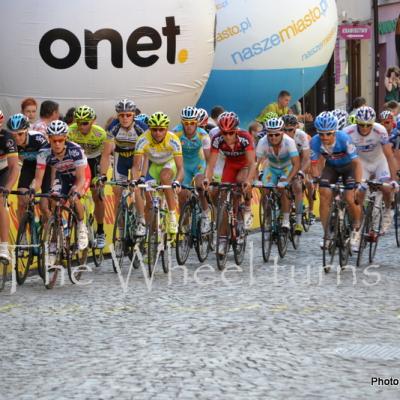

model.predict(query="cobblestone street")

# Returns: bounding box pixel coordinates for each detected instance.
[1,223,400,399]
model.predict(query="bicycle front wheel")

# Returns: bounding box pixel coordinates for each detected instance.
[112,204,129,273]
[147,209,161,277]
[0,259,7,291]
[176,201,193,265]
[15,213,34,285]
[394,192,400,247]
[215,201,231,271]
[233,206,247,265]
[195,203,212,263]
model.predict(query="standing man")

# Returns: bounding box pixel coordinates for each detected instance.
[32,100,59,135]
[256,90,292,122]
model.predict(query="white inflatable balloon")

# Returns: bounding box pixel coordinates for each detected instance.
[0,0,215,124]
[198,0,338,125]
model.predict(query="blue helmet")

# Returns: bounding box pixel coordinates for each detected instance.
[265,117,284,130]
[331,109,348,130]
[396,116,400,130]
[7,113,30,131]
[314,111,338,132]
[135,113,149,125]
[181,106,198,121]
[355,106,376,123]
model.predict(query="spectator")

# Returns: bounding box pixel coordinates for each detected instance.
[349,96,367,116]
[32,100,59,134]
[383,100,400,117]
[21,97,38,125]
[248,121,262,143]
[256,90,292,121]
[384,66,400,102]
[208,105,225,127]
[64,107,76,126]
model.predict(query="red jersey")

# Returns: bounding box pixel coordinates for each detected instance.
[211,130,254,163]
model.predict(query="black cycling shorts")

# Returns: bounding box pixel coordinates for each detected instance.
[88,157,101,186]
[320,163,355,190]
[18,161,51,193]
[0,167,8,187]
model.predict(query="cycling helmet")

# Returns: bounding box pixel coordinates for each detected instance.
[196,108,209,126]
[115,99,136,114]
[7,113,30,131]
[217,111,240,131]
[47,120,68,136]
[135,113,149,125]
[331,109,349,130]
[148,111,170,128]
[379,110,393,121]
[282,114,298,126]
[260,111,278,123]
[181,106,198,121]
[0,110,4,124]
[396,116,400,130]
[74,105,95,121]
[355,106,376,123]
[314,111,338,132]
[265,117,284,130]
[348,114,357,125]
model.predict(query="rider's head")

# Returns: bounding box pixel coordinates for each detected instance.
[314,111,338,145]
[181,106,198,135]
[47,120,68,155]
[331,109,349,130]
[379,110,394,132]
[115,99,136,129]
[265,117,284,146]
[282,114,298,137]
[7,113,30,146]
[355,106,376,136]
[148,111,170,143]
[218,111,239,143]
[74,105,95,134]
[196,108,209,128]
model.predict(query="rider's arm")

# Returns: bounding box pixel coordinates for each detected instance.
[300,148,310,172]
[382,142,398,180]
[245,150,257,183]
[174,155,184,183]
[99,141,114,176]
[205,152,218,182]
[131,154,144,180]
[202,133,211,163]
[5,154,20,192]
[72,165,86,196]
[287,155,300,182]
[351,157,362,184]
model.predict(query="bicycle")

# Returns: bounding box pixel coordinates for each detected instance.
[146,183,175,277]
[40,193,87,289]
[322,182,352,273]
[256,184,289,262]
[108,181,146,273]
[302,178,316,232]
[394,190,400,248]
[286,185,302,250]
[356,181,388,267]
[12,190,44,285]
[176,185,214,265]
[212,182,248,270]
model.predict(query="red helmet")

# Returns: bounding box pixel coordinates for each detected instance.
[218,111,239,131]
[0,110,4,124]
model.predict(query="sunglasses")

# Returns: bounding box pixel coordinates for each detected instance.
[357,123,373,128]
[317,131,335,136]
[13,131,27,136]
[150,127,166,132]
[77,121,90,126]
[50,138,66,144]
[283,127,295,132]
[268,133,282,138]
[118,113,134,118]
[182,121,197,126]
[221,130,236,136]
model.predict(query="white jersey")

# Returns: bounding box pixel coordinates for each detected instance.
[256,134,299,169]
[343,123,389,163]
[293,129,310,153]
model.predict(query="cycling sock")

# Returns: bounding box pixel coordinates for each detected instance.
[296,213,302,224]
[97,224,104,234]
[283,212,290,222]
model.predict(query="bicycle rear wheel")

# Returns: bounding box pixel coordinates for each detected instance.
[215,202,231,271]
[15,213,34,285]
[302,205,311,232]
[277,218,289,258]
[394,192,400,247]
[369,208,382,264]
[0,259,7,291]
[147,209,161,277]
[176,201,193,265]
[112,205,129,273]
[67,213,88,283]
[338,209,351,268]
[89,215,104,268]
[322,207,338,272]
[195,203,212,263]
[356,205,372,267]
[40,217,62,289]
[233,206,247,265]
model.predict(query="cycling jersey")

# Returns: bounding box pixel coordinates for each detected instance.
[211,130,254,162]
[174,128,210,162]
[390,128,400,149]
[17,131,48,162]
[106,120,146,157]
[310,130,358,167]
[0,129,18,171]
[256,134,299,169]
[343,123,389,162]
[135,130,182,165]
[31,119,48,135]
[68,123,107,159]
[37,141,87,179]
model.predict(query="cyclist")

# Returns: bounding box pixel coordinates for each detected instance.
[256,112,279,142]
[0,116,20,261]
[132,111,183,234]
[68,105,107,248]
[379,110,395,136]
[174,106,211,232]
[204,111,256,252]
[332,109,349,131]
[34,120,90,250]
[310,111,362,251]
[282,114,311,232]
[256,117,301,231]
[343,106,398,233]
[389,116,400,168]
[135,113,149,127]
[196,108,214,133]
[100,99,146,227]
[7,113,51,221]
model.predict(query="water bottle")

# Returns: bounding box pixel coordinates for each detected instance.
[62,218,69,237]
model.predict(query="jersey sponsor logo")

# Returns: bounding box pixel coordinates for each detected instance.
[69,149,82,158]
